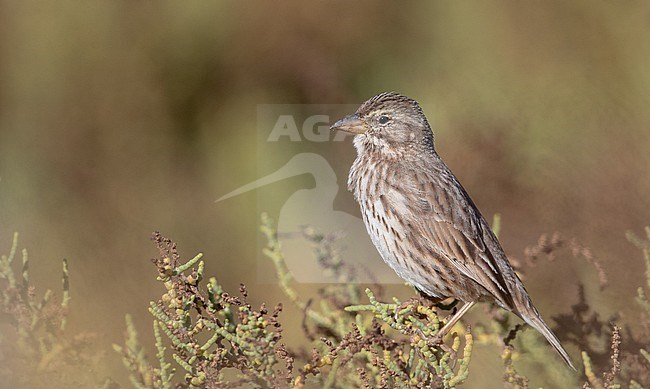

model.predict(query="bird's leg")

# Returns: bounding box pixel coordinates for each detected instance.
[434,301,476,340]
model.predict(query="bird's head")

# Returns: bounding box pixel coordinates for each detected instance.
[330,92,435,155]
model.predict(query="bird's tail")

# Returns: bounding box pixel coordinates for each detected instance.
[517,303,576,370]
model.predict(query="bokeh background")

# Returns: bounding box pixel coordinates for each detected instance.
[0,1,648,387]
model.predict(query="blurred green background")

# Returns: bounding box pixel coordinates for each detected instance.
[1,1,649,387]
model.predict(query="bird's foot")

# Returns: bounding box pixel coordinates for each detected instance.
[393,297,423,322]
[413,328,446,347]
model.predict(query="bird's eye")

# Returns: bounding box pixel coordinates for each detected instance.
[378,115,390,124]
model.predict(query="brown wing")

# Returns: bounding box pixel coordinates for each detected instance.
[385,164,515,308]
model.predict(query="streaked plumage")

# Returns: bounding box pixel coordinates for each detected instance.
[330,92,574,369]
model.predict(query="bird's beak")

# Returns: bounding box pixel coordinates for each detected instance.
[330,113,367,134]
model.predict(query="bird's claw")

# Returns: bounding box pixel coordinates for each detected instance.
[414,328,445,347]
[393,297,424,322]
